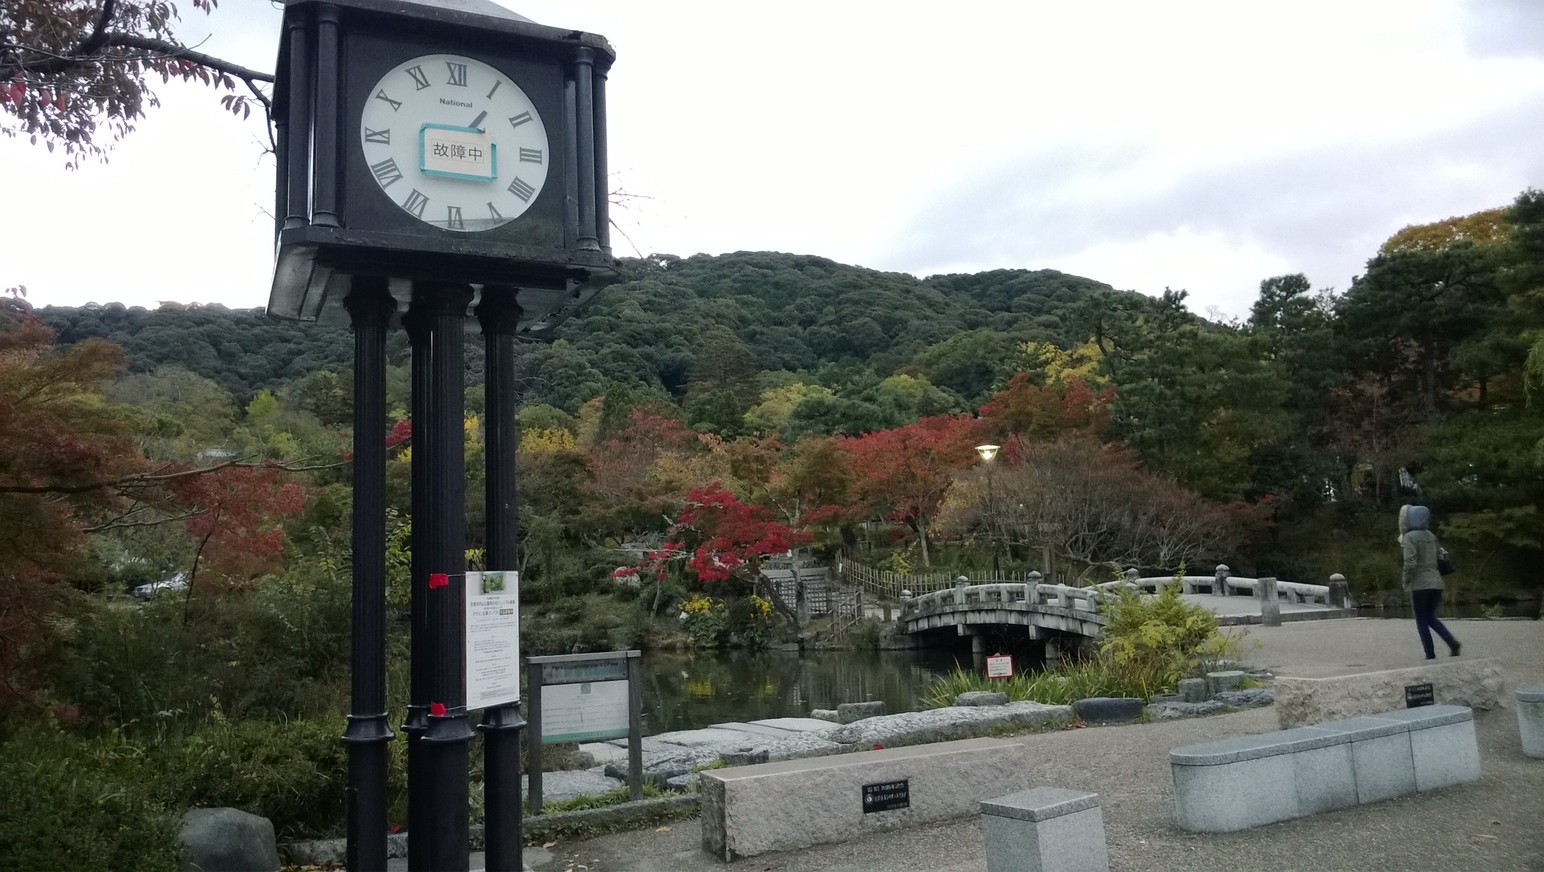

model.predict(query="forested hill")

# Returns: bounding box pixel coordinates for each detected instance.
[36,252,1151,411]
[512,252,1151,415]
[37,301,378,403]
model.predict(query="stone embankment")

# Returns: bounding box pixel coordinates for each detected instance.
[571,686,1274,795]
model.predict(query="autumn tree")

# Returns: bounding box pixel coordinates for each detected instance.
[936,435,1250,582]
[842,414,983,567]
[622,482,811,619]
[1,0,272,166]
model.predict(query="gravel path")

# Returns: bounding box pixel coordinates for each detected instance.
[535,618,1544,872]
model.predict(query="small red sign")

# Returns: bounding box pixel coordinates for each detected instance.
[429,573,449,589]
[986,654,1014,679]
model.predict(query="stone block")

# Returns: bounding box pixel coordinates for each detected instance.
[981,787,1109,872]
[1290,741,1358,815]
[701,737,1033,861]
[1172,751,1299,832]
[1205,670,1245,695]
[1177,678,1207,703]
[837,701,887,724]
[1367,705,1481,791]
[1519,686,1544,759]
[1273,658,1504,728]
[810,709,839,723]
[1071,697,1144,724]
[180,807,280,872]
[956,691,1010,707]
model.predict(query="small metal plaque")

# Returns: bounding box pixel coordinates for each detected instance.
[862,779,910,814]
[1405,682,1435,708]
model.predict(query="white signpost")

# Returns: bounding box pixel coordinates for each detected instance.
[465,571,521,710]
[986,653,1015,679]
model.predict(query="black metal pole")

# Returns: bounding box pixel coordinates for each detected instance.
[282,7,311,231]
[402,304,431,872]
[477,288,526,872]
[412,283,476,872]
[343,280,396,872]
[310,3,341,228]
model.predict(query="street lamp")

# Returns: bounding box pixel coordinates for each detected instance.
[975,444,1000,576]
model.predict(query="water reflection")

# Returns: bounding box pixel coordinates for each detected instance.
[638,648,971,735]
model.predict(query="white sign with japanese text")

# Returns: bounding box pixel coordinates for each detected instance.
[465,570,520,709]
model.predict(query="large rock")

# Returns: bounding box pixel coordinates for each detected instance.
[954,691,1009,707]
[180,807,279,872]
[837,701,887,723]
[1072,696,1144,724]
[1273,658,1504,729]
[526,769,624,803]
[830,702,1071,747]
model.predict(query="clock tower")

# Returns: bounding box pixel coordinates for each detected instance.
[269,3,617,871]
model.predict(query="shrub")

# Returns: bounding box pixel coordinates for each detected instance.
[680,594,729,649]
[0,723,181,872]
[155,713,352,839]
[1098,583,1241,697]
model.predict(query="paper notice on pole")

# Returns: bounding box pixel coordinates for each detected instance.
[465,570,520,709]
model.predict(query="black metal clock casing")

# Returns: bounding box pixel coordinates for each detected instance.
[269,0,617,336]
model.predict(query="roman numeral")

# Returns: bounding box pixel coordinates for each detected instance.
[486,80,503,99]
[487,202,503,221]
[446,62,467,87]
[405,65,430,90]
[507,177,535,202]
[370,157,403,188]
[508,111,532,129]
[402,188,429,218]
[446,205,464,230]
[518,147,543,164]
[374,90,402,112]
[364,127,391,144]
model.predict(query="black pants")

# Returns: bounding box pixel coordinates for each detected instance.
[1411,588,1458,659]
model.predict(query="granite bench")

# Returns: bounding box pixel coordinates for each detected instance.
[1170,704,1480,832]
[700,737,1034,862]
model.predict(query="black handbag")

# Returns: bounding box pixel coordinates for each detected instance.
[1436,546,1457,576]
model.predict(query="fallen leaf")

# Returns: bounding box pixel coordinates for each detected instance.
[655,825,671,833]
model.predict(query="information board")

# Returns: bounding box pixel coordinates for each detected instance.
[1405,682,1435,708]
[539,680,631,742]
[986,654,1014,679]
[465,571,521,709]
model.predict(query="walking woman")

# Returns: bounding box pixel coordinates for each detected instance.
[1399,504,1461,660]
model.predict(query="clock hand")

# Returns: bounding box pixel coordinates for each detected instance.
[468,110,487,130]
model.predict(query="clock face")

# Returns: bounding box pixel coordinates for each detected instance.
[358,54,550,232]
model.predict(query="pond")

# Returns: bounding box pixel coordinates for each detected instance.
[636,647,976,736]
[631,597,1540,736]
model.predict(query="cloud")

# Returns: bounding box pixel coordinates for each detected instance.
[878,93,1544,317]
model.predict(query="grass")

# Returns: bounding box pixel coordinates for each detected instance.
[920,660,1167,709]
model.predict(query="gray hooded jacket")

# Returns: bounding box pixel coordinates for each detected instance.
[1399,504,1443,592]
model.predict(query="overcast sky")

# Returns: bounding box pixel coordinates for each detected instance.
[6,0,1543,321]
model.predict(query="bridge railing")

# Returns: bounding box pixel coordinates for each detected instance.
[899,580,1110,621]
[1099,572,1334,605]
[840,552,1348,610]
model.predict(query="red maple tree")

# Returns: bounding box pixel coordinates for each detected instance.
[842,414,985,567]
